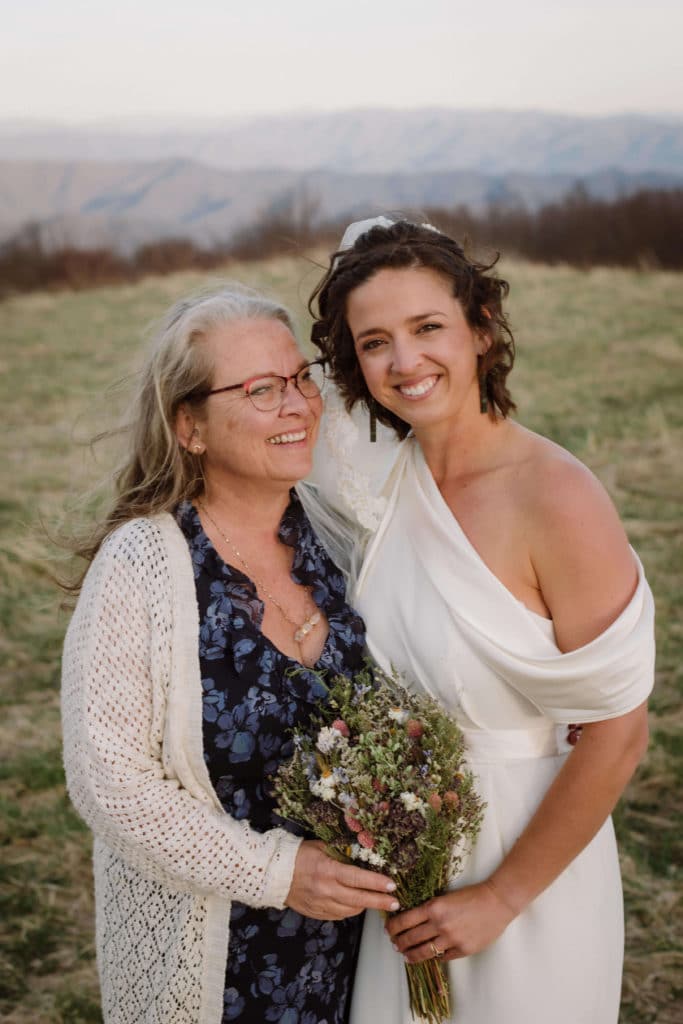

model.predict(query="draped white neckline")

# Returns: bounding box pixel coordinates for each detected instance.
[413,442,555,627]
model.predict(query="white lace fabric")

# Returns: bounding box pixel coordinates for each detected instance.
[61,514,302,1024]
[321,398,389,531]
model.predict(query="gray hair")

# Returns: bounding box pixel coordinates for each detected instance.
[67,282,296,589]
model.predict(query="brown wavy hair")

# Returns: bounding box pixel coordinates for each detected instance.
[309,219,516,439]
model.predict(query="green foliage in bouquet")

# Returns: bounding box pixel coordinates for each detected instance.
[273,662,485,1023]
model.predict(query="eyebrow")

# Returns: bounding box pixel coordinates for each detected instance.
[355,311,448,342]
[244,357,310,378]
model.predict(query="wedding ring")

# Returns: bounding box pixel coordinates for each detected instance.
[430,941,444,959]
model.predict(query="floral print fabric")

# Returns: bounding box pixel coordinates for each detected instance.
[178,496,366,1024]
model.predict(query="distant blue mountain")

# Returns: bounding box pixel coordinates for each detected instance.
[1,109,682,175]
[0,109,681,251]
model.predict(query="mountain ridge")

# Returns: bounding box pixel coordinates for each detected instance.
[1,109,682,253]
[2,158,681,253]
[2,108,682,175]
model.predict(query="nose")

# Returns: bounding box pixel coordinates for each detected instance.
[279,377,314,414]
[390,335,422,375]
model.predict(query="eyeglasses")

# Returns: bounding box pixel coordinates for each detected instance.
[206,360,326,412]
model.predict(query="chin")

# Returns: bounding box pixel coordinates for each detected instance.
[272,454,313,481]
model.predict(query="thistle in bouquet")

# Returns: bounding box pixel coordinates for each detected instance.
[273,662,485,1024]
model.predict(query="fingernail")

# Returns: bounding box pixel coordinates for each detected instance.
[389,900,400,912]
[386,882,396,892]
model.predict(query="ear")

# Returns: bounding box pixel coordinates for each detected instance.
[175,403,205,453]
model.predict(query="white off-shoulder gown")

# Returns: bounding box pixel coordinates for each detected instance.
[339,438,656,1024]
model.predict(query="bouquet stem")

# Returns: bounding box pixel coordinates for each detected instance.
[405,957,451,1023]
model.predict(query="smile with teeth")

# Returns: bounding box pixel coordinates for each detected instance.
[267,430,307,445]
[397,375,438,398]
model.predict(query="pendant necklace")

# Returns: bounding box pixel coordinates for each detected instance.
[198,502,322,646]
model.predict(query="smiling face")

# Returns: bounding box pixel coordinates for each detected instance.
[177,317,322,496]
[346,266,488,438]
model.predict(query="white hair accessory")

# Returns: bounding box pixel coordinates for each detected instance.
[336,215,442,262]
[337,215,396,252]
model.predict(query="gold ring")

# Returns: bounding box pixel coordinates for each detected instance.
[429,942,444,959]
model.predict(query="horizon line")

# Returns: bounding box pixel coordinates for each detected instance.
[1,105,683,128]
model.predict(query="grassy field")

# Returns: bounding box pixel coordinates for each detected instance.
[1,254,681,1022]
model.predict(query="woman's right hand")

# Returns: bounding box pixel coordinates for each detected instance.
[285,840,399,920]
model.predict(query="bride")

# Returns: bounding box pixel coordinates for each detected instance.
[302,217,655,1023]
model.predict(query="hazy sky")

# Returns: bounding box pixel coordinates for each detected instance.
[2,0,682,122]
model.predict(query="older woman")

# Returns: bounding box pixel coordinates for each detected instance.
[307,219,655,1024]
[61,284,398,1024]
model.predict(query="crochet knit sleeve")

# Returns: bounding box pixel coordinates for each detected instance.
[61,519,301,910]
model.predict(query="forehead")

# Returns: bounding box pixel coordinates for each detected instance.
[346,266,460,327]
[203,317,302,379]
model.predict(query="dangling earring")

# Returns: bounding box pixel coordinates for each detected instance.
[479,377,488,415]
[369,399,377,442]
[478,357,489,415]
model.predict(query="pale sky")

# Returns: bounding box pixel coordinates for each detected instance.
[2,0,682,122]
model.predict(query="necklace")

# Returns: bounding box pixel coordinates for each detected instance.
[198,502,322,645]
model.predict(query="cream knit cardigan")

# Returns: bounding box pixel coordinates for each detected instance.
[61,513,303,1024]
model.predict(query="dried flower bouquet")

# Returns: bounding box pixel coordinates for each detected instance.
[273,663,484,1023]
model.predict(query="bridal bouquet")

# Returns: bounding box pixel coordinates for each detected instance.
[273,663,484,1024]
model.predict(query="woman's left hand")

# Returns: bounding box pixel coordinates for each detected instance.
[385,881,517,963]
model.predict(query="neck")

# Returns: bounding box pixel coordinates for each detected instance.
[414,412,511,487]
[200,477,292,537]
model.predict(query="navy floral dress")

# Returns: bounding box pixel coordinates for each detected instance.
[177,495,367,1024]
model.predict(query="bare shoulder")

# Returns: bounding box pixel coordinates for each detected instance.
[509,426,638,650]
[512,428,619,526]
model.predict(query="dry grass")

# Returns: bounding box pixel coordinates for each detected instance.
[1,255,681,1022]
